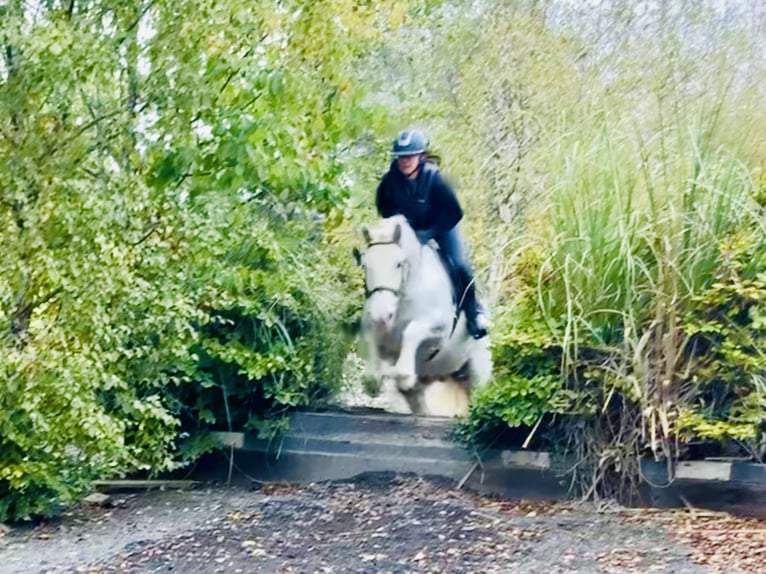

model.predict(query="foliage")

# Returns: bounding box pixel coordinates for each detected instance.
[177,209,359,436]
[388,1,766,500]
[678,231,766,448]
[458,255,572,444]
[507,106,762,498]
[0,0,413,521]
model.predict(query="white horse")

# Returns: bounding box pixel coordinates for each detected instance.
[354,215,492,415]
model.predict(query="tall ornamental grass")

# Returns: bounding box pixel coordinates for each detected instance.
[529,103,762,496]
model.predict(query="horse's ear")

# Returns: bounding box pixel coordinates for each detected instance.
[393,223,402,244]
[361,226,371,245]
[352,247,362,266]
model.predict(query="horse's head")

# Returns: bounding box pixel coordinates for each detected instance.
[355,216,415,332]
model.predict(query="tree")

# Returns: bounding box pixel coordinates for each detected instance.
[0,0,413,521]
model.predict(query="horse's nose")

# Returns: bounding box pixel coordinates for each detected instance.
[375,312,394,328]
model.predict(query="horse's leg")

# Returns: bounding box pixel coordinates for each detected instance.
[360,331,382,384]
[466,337,493,390]
[392,319,435,391]
[359,323,392,386]
[381,375,413,413]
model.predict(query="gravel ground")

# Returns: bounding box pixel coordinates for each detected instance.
[0,472,762,574]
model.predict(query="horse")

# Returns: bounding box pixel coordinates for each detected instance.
[353,215,492,415]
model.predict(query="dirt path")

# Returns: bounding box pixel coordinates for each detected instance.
[0,473,762,573]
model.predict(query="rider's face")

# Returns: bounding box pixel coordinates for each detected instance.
[396,154,421,179]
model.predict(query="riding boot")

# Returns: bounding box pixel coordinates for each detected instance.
[457,269,489,340]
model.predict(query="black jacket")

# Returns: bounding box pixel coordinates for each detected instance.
[375,160,463,241]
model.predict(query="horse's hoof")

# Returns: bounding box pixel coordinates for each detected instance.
[362,373,382,395]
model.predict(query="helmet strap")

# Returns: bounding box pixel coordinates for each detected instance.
[403,164,420,178]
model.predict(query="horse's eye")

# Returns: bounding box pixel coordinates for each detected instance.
[396,261,404,269]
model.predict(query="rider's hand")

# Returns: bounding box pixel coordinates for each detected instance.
[415,230,433,244]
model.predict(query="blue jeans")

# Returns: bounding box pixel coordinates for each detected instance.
[431,227,482,321]
[434,226,469,272]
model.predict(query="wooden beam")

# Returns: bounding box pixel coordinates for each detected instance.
[675,461,732,481]
[501,450,551,470]
[91,480,200,491]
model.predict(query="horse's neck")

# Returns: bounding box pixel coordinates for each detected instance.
[399,226,421,262]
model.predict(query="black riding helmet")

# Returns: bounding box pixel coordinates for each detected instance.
[392,129,427,157]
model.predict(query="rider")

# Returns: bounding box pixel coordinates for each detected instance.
[375,128,489,340]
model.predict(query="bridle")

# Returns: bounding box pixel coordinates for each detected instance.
[362,241,411,299]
